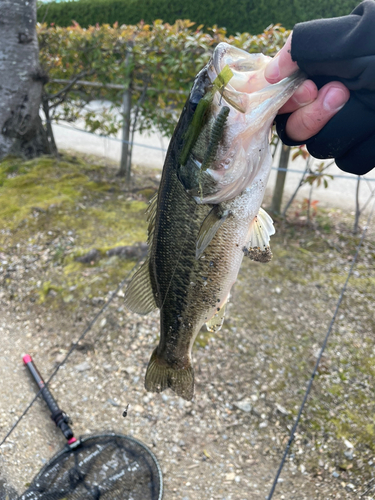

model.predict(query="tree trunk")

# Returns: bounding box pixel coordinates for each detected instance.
[0,0,47,159]
[117,42,133,180]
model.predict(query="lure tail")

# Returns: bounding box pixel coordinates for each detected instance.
[145,349,194,401]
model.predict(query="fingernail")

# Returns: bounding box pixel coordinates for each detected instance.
[264,57,280,82]
[323,87,348,111]
[293,85,314,105]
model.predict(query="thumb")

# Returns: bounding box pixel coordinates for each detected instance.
[264,33,299,83]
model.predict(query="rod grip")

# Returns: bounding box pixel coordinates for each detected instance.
[23,354,76,443]
[23,354,59,414]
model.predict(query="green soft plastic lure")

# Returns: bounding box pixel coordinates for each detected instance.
[179,65,233,167]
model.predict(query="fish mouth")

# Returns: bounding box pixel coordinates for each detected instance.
[211,43,272,102]
[184,43,305,204]
[210,42,304,116]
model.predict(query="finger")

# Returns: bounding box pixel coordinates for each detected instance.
[285,82,350,142]
[278,80,318,114]
[264,34,298,83]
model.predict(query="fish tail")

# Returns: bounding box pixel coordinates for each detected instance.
[145,349,194,401]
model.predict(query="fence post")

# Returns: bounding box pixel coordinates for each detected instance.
[117,42,133,182]
[271,144,291,214]
[353,176,361,234]
[118,86,132,181]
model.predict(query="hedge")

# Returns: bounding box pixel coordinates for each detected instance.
[38,0,360,35]
[38,20,290,139]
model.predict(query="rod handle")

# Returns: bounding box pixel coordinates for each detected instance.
[23,354,76,443]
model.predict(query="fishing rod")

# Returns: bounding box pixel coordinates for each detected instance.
[23,354,77,446]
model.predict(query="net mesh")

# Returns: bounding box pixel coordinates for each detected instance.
[19,434,163,500]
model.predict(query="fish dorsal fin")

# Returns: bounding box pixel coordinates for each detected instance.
[146,191,158,246]
[206,298,228,333]
[196,206,230,259]
[244,207,275,263]
[124,257,158,314]
[123,191,159,314]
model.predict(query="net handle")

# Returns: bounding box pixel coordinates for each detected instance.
[23,354,77,445]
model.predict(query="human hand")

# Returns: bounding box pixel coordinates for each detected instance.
[264,34,350,142]
[261,1,375,175]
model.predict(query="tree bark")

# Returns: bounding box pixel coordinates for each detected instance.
[0,0,47,159]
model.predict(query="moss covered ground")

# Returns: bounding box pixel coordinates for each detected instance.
[0,154,158,307]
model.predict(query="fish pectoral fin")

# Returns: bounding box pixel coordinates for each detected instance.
[124,257,158,314]
[196,206,230,259]
[243,207,275,263]
[206,301,227,333]
[145,349,194,401]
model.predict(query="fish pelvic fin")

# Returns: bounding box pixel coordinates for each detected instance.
[243,207,275,263]
[145,349,194,401]
[206,296,228,333]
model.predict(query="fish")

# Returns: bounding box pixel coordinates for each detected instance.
[124,42,304,401]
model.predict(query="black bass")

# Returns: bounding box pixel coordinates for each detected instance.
[125,43,303,400]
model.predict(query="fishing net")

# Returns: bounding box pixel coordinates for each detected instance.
[0,356,163,500]
[19,433,163,500]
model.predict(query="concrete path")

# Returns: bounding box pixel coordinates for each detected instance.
[52,121,375,215]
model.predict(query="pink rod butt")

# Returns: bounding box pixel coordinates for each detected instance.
[23,354,32,364]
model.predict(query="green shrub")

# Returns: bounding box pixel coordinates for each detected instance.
[38,0,360,34]
[38,20,290,138]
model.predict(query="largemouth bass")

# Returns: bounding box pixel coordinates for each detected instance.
[125,43,303,400]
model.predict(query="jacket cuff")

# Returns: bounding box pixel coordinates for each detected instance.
[275,114,307,147]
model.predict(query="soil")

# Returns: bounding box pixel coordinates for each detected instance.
[0,153,375,499]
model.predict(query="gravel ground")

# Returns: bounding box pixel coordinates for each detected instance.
[0,154,375,499]
[0,302,317,499]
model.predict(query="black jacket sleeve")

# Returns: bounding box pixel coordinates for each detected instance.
[275,1,375,175]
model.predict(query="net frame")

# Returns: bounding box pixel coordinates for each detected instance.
[20,432,163,500]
